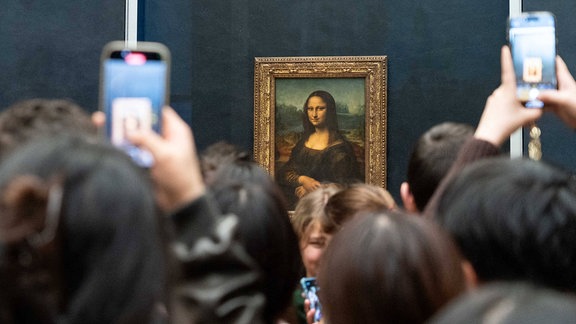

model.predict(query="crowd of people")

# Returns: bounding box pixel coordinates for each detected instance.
[1,44,576,324]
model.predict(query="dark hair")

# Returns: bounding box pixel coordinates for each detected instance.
[0,99,97,160]
[0,135,165,323]
[210,161,301,323]
[429,281,576,324]
[301,90,340,142]
[323,183,396,234]
[318,210,466,324]
[435,157,576,291]
[200,140,251,185]
[406,122,474,210]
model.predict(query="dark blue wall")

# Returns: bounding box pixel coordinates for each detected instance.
[523,1,576,172]
[141,0,508,202]
[2,1,575,203]
[0,0,124,111]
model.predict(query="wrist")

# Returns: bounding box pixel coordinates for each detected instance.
[164,181,206,213]
[474,123,510,147]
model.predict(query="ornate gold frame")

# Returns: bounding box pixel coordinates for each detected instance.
[253,55,387,192]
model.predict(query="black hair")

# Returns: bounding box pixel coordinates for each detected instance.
[406,122,474,210]
[436,157,576,291]
[429,281,576,324]
[0,135,165,323]
[210,161,301,324]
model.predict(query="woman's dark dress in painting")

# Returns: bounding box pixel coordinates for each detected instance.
[279,135,362,208]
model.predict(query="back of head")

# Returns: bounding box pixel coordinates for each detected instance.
[292,183,343,240]
[318,210,466,324]
[200,140,251,185]
[0,99,97,160]
[324,183,396,233]
[429,282,576,324]
[406,122,474,211]
[435,157,576,292]
[210,160,301,323]
[0,135,164,324]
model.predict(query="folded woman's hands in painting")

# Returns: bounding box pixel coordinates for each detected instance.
[296,175,321,198]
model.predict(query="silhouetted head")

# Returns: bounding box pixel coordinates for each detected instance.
[210,160,301,323]
[319,210,466,324]
[0,135,164,323]
[404,122,474,211]
[435,157,576,291]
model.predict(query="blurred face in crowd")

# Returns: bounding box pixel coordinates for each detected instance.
[301,221,332,277]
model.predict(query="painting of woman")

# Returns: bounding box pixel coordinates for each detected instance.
[278,90,363,207]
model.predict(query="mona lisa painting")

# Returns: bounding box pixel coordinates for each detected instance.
[254,56,387,209]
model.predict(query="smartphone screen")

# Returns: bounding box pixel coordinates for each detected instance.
[300,277,322,322]
[101,42,170,167]
[508,12,556,108]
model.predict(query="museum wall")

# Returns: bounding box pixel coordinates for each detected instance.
[141,0,576,202]
[0,1,575,204]
[0,0,124,111]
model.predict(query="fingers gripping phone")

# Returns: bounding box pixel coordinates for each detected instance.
[99,41,171,167]
[300,277,322,322]
[508,11,557,108]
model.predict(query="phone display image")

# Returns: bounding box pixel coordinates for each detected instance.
[523,57,543,83]
[111,97,152,146]
[300,277,322,322]
[508,12,557,108]
[100,41,170,167]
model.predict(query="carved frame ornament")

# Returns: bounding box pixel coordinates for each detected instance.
[254,56,388,193]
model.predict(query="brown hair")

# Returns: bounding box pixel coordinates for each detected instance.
[318,210,466,324]
[0,98,97,160]
[323,183,396,233]
[291,183,342,240]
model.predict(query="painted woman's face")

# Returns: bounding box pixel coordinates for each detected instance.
[300,221,332,277]
[306,96,327,128]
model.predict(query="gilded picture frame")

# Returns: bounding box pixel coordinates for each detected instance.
[254,56,387,209]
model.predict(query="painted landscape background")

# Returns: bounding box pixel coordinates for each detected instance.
[274,78,366,181]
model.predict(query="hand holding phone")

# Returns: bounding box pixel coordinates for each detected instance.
[301,277,322,323]
[99,41,171,167]
[508,11,557,108]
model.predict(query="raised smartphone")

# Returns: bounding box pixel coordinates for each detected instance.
[300,277,322,322]
[99,41,171,167]
[508,11,557,108]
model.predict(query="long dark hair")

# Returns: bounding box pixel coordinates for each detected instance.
[301,90,341,143]
[0,135,165,324]
[210,161,301,323]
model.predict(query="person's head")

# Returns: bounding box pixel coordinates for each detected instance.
[0,135,165,323]
[292,184,342,277]
[324,183,396,233]
[401,122,474,212]
[302,90,339,137]
[0,98,97,160]
[200,140,251,186]
[435,157,576,292]
[429,282,576,324]
[318,210,466,324]
[209,160,301,323]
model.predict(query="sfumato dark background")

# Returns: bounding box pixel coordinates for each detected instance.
[0,0,574,204]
